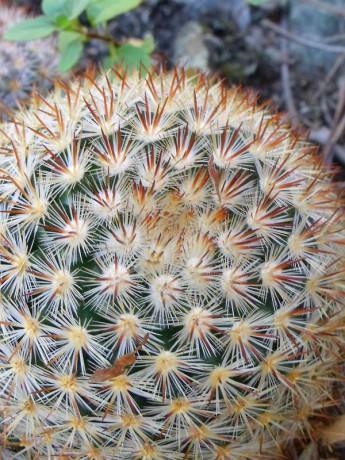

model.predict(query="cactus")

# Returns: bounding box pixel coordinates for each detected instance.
[0,67,344,459]
[0,2,59,116]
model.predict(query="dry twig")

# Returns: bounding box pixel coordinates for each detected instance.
[311,53,345,102]
[324,33,345,44]
[304,0,345,17]
[263,19,345,54]
[322,77,345,162]
[279,16,300,125]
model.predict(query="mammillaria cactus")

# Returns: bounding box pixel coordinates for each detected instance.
[0,67,344,459]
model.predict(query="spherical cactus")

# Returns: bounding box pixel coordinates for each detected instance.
[0,67,344,459]
[0,2,59,116]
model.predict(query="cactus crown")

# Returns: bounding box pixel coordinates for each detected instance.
[0,67,344,459]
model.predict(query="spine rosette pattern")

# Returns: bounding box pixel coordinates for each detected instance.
[0,68,344,459]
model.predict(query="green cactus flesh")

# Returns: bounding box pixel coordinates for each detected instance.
[0,68,344,459]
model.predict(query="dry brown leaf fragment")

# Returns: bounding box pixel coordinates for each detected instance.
[319,414,345,446]
[90,333,149,382]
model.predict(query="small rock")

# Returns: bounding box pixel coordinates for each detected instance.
[289,0,345,73]
[173,0,251,31]
[172,21,209,70]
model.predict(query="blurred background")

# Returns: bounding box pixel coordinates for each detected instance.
[1,0,345,175]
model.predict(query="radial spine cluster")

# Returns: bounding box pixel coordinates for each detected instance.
[0,67,344,459]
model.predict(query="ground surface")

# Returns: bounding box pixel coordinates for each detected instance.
[14,0,345,178]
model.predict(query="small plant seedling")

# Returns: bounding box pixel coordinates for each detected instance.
[246,0,271,5]
[4,0,154,72]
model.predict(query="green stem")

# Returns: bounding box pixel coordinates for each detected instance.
[85,30,120,47]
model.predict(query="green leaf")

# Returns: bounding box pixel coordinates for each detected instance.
[113,43,151,70]
[43,0,92,20]
[141,34,155,54]
[68,0,93,19]
[4,16,57,41]
[54,15,72,29]
[103,54,116,70]
[87,0,141,25]
[103,42,118,69]
[58,31,84,71]
[108,43,117,58]
[246,0,270,4]
[42,0,68,17]
[110,35,154,71]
